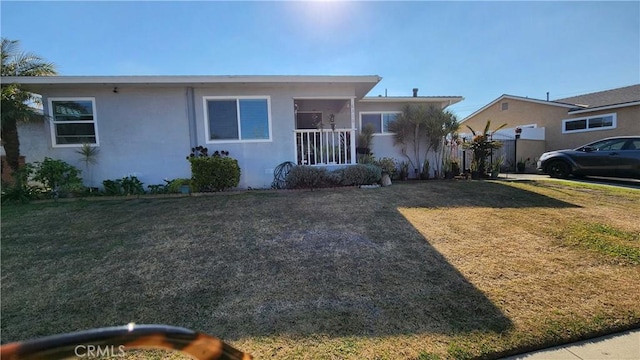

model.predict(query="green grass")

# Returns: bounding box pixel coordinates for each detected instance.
[2,180,639,359]
[554,222,640,264]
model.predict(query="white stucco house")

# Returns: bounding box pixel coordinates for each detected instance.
[1,75,463,189]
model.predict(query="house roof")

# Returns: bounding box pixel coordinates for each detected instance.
[554,84,640,108]
[0,75,383,99]
[567,100,640,115]
[360,95,464,109]
[461,94,578,123]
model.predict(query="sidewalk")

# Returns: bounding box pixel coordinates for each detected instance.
[502,329,640,359]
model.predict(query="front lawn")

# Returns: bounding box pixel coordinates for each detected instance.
[2,180,639,359]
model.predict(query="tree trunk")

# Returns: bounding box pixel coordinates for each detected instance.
[1,118,21,172]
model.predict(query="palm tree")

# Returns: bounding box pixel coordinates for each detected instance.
[1,38,56,173]
[463,120,506,177]
[388,104,428,175]
[388,104,459,178]
[424,108,459,178]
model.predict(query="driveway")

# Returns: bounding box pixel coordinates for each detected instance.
[498,173,640,190]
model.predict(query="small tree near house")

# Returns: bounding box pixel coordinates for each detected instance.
[1,38,56,175]
[388,104,459,178]
[463,120,506,177]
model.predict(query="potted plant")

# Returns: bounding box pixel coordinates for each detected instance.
[450,160,461,178]
[490,156,504,178]
[398,161,409,181]
[517,157,530,173]
[374,157,396,186]
[463,120,507,178]
[420,159,430,180]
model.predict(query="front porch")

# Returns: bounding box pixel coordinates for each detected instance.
[293,97,357,166]
[295,128,355,165]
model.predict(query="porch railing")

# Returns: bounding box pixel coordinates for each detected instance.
[294,129,355,166]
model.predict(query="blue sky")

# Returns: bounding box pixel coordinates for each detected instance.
[1,1,638,119]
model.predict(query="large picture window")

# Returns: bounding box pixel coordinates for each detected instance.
[359,112,400,134]
[204,97,271,142]
[48,98,98,146]
[562,113,616,134]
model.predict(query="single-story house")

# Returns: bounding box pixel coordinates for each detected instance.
[460,84,640,167]
[1,75,463,189]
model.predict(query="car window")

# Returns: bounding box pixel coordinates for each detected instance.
[623,140,640,150]
[588,139,626,151]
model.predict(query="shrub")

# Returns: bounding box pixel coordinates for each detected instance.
[341,164,382,186]
[285,166,330,190]
[188,152,240,192]
[1,164,44,204]
[166,178,191,193]
[147,184,168,195]
[1,181,42,204]
[102,176,145,196]
[325,169,344,187]
[32,157,83,192]
[375,157,397,176]
[358,153,376,165]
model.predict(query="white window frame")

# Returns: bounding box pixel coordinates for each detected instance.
[48,97,99,148]
[562,113,617,134]
[359,111,401,135]
[203,96,272,144]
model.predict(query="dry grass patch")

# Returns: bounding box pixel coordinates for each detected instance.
[2,180,639,359]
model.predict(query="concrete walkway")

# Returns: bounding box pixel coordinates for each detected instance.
[502,329,640,359]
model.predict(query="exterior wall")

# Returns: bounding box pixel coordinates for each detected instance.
[16,83,362,190]
[355,101,447,177]
[16,82,459,189]
[515,139,545,173]
[355,102,406,163]
[193,83,358,188]
[549,105,640,150]
[20,87,191,188]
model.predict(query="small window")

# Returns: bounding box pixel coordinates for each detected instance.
[48,98,98,146]
[359,112,400,134]
[562,113,616,134]
[204,97,271,142]
[501,102,509,111]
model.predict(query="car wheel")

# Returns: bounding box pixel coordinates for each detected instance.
[547,160,571,178]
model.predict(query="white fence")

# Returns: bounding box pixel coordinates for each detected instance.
[294,129,355,166]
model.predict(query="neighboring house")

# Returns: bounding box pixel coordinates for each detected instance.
[462,84,640,151]
[460,85,640,166]
[1,75,463,189]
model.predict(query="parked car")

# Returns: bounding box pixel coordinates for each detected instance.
[537,136,640,179]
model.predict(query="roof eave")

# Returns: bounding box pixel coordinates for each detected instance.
[1,75,382,99]
[360,96,464,107]
[567,100,640,115]
[0,75,383,85]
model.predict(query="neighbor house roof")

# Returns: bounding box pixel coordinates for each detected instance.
[461,94,579,123]
[0,75,383,99]
[554,84,640,108]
